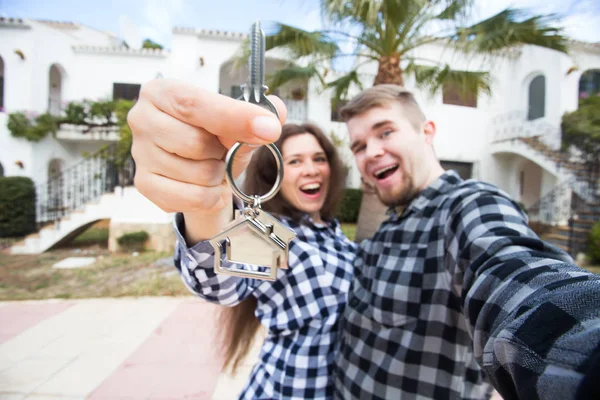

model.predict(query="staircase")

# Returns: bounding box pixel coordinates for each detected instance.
[490,111,600,257]
[10,144,135,254]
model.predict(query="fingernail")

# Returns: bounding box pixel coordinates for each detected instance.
[251,116,281,141]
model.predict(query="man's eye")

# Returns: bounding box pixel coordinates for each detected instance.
[353,145,366,154]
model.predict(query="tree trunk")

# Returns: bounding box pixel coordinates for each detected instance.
[373,54,404,86]
[354,55,405,241]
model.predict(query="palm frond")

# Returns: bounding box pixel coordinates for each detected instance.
[326,70,363,103]
[265,23,338,59]
[434,0,473,21]
[406,62,491,100]
[266,64,323,92]
[452,8,568,55]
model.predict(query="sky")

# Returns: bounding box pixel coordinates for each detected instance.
[0,0,598,49]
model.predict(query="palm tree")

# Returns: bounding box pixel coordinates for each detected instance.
[261,0,569,239]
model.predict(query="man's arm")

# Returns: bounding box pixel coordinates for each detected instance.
[445,189,600,399]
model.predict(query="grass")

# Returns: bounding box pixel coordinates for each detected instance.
[0,249,191,301]
[341,223,357,242]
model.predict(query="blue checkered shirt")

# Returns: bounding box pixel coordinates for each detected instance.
[174,214,356,400]
[335,170,600,400]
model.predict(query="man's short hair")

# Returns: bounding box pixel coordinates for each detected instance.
[340,84,426,131]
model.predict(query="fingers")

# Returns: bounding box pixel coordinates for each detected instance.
[129,102,227,161]
[136,143,226,187]
[134,171,231,213]
[139,79,287,145]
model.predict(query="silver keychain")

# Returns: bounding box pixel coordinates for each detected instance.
[208,21,296,281]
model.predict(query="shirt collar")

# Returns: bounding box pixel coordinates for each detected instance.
[388,170,463,218]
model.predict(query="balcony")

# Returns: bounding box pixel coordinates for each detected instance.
[56,124,119,142]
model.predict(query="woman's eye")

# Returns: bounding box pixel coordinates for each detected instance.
[381,130,393,138]
[315,156,327,163]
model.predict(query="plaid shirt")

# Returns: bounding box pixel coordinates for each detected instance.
[173,213,356,400]
[336,170,600,400]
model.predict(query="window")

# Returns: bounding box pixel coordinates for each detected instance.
[579,70,600,100]
[113,83,141,101]
[442,83,477,108]
[231,85,243,99]
[331,99,348,122]
[440,161,473,179]
[527,75,545,120]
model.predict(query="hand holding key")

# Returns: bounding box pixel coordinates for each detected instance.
[127,24,287,243]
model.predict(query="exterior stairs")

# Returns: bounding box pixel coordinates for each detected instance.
[9,143,135,254]
[10,192,118,253]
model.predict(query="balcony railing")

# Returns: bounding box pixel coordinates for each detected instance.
[281,97,307,122]
[489,110,561,150]
[37,143,134,225]
[56,124,120,142]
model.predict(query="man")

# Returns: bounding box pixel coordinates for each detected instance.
[129,80,599,400]
[334,84,600,399]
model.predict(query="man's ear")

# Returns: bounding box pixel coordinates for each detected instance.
[423,120,436,145]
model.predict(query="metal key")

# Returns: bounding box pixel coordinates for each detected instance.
[208,21,295,281]
[241,20,279,117]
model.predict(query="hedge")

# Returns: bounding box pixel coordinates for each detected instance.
[588,221,600,264]
[337,188,363,223]
[0,177,37,238]
[117,230,149,250]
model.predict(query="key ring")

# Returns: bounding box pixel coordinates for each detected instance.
[225,142,284,205]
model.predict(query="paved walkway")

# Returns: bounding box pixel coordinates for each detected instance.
[0,297,502,400]
[0,297,259,400]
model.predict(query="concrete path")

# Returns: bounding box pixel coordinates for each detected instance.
[0,297,255,400]
[0,297,502,400]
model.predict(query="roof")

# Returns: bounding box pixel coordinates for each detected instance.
[72,45,169,57]
[173,26,247,40]
[37,20,79,30]
[569,40,600,54]
[0,17,31,29]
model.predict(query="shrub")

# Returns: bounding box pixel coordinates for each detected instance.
[588,221,600,264]
[117,230,149,251]
[337,188,363,223]
[0,177,37,237]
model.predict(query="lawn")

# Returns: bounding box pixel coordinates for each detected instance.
[0,249,190,301]
[1,221,598,302]
[341,223,357,242]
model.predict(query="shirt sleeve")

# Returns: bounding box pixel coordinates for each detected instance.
[172,213,258,306]
[444,189,600,399]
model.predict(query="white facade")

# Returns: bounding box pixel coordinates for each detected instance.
[1,17,599,228]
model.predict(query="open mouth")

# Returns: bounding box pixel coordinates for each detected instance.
[300,183,321,195]
[373,165,399,180]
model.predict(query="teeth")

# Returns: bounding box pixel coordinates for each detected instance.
[374,165,397,178]
[301,183,320,190]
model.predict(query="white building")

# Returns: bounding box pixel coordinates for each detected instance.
[1,17,599,254]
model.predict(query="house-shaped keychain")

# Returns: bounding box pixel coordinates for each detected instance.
[209,210,296,281]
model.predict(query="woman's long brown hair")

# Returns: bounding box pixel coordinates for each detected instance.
[219,123,346,374]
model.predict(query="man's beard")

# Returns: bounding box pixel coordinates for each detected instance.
[375,174,418,208]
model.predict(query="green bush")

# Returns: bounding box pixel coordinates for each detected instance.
[588,221,600,264]
[117,230,149,250]
[337,188,363,223]
[0,177,37,238]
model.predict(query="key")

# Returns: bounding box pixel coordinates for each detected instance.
[208,22,295,281]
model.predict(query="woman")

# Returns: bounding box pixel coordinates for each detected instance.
[173,123,357,399]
